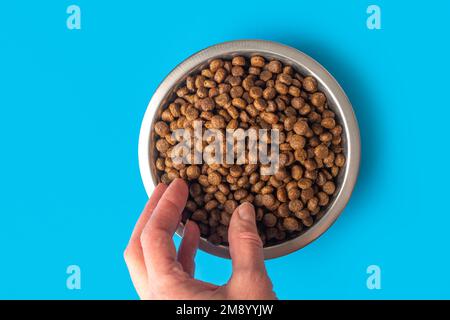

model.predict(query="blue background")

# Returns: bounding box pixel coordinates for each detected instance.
[1,1,449,299]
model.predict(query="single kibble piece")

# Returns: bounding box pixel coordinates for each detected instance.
[154,121,170,136]
[288,199,303,213]
[186,165,201,180]
[263,213,277,227]
[303,76,318,92]
[283,217,299,231]
[323,181,336,195]
[208,171,222,186]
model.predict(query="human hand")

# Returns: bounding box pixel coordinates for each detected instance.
[124,178,276,300]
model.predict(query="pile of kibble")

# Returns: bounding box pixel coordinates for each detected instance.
[153,55,345,247]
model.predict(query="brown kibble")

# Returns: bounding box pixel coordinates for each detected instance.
[248,66,261,75]
[288,86,301,97]
[262,194,276,208]
[295,209,310,220]
[275,82,289,95]
[189,183,202,197]
[304,170,317,180]
[198,97,215,111]
[317,191,329,206]
[155,55,345,247]
[214,191,227,204]
[276,187,288,202]
[220,211,231,226]
[214,68,227,83]
[232,97,247,109]
[215,93,230,107]
[277,203,290,217]
[293,121,309,136]
[291,165,303,180]
[298,178,312,190]
[156,158,165,171]
[267,60,282,73]
[277,73,292,85]
[208,171,222,186]
[314,144,329,159]
[254,98,267,111]
[335,153,346,167]
[234,189,248,201]
[161,109,174,122]
[210,59,224,72]
[303,76,318,92]
[331,125,342,136]
[261,112,279,124]
[231,66,245,77]
[261,185,274,195]
[311,92,327,107]
[283,116,296,132]
[186,165,201,180]
[265,227,278,240]
[211,115,226,129]
[301,187,315,201]
[263,213,277,227]
[228,166,242,179]
[230,86,244,98]
[321,117,336,129]
[287,187,301,200]
[304,159,317,171]
[303,216,314,227]
[307,197,318,211]
[249,86,263,99]
[185,105,199,121]
[232,56,246,66]
[205,200,219,211]
[289,134,306,150]
[224,199,238,214]
[250,56,265,68]
[154,121,170,137]
[288,199,303,213]
[323,181,336,195]
[156,139,169,153]
[283,217,299,231]
[192,209,207,222]
[260,70,273,82]
[185,200,197,212]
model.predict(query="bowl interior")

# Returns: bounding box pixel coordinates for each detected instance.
[141,40,359,259]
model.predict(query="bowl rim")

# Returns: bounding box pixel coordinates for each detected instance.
[138,39,361,260]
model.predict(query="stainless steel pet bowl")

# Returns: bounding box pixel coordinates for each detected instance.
[138,40,360,259]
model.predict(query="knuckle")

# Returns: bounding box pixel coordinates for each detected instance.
[123,245,137,262]
[237,231,263,248]
[139,227,153,244]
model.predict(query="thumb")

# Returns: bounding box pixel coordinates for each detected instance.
[227,202,266,275]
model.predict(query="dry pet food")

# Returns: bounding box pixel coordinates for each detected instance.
[153,55,345,247]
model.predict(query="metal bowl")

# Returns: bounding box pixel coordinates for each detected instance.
[138,40,360,259]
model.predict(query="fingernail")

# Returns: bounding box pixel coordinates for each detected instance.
[238,202,255,222]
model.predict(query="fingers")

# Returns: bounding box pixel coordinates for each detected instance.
[228,202,266,275]
[124,183,167,298]
[227,202,276,299]
[140,178,189,278]
[177,220,200,277]
[130,184,168,241]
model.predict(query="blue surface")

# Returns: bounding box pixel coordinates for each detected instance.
[1,1,449,299]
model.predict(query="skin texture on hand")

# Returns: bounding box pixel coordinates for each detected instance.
[124,178,277,300]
